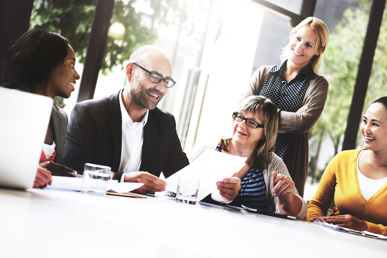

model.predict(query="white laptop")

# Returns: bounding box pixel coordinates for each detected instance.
[0,87,52,189]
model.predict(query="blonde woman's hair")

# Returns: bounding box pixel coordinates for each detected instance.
[280,17,329,74]
[220,95,278,170]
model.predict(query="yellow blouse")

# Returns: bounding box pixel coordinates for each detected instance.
[307,149,387,235]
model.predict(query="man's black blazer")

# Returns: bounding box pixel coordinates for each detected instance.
[62,90,189,179]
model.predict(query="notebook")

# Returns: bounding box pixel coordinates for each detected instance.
[0,87,53,189]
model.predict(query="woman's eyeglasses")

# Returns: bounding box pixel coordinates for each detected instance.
[232,112,264,129]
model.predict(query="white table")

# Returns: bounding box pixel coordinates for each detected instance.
[1,187,386,258]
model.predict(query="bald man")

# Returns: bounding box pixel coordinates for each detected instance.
[62,45,189,194]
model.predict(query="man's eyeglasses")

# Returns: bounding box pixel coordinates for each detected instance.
[232,112,264,129]
[133,63,176,88]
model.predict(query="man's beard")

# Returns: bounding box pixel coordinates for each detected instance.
[130,84,163,110]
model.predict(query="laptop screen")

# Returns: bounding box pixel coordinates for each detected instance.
[0,87,52,189]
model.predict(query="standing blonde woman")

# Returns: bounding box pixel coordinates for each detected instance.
[243,17,330,197]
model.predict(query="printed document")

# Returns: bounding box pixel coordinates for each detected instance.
[161,149,246,201]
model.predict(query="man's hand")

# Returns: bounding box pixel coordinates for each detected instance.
[124,172,166,194]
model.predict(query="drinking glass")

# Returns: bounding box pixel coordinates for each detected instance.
[81,163,111,195]
[175,176,200,205]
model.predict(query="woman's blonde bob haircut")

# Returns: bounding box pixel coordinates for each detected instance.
[281,17,329,74]
[220,95,278,170]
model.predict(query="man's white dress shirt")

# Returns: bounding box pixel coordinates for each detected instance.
[118,91,148,181]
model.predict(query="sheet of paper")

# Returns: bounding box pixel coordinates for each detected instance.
[108,182,143,193]
[47,176,143,193]
[47,176,83,191]
[162,149,246,201]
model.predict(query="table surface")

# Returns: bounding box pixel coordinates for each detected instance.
[1,187,387,258]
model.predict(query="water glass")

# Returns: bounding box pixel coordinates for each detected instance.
[81,163,111,195]
[176,176,200,205]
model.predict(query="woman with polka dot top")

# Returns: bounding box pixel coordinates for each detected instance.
[243,17,329,197]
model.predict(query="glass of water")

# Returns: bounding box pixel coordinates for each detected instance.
[81,163,111,195]
[176,176,200,205]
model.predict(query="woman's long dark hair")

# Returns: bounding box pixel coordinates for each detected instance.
[0,28,69,92]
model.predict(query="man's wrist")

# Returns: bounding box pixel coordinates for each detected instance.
[120,172,127,182]
[114,172,125,182]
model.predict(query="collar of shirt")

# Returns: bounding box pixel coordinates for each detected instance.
[119,89,149,127]
[271,60,316,80]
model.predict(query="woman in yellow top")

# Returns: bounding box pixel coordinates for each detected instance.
[307,97,387,235]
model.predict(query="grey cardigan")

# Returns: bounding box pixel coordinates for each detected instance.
[242,65,329,197]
